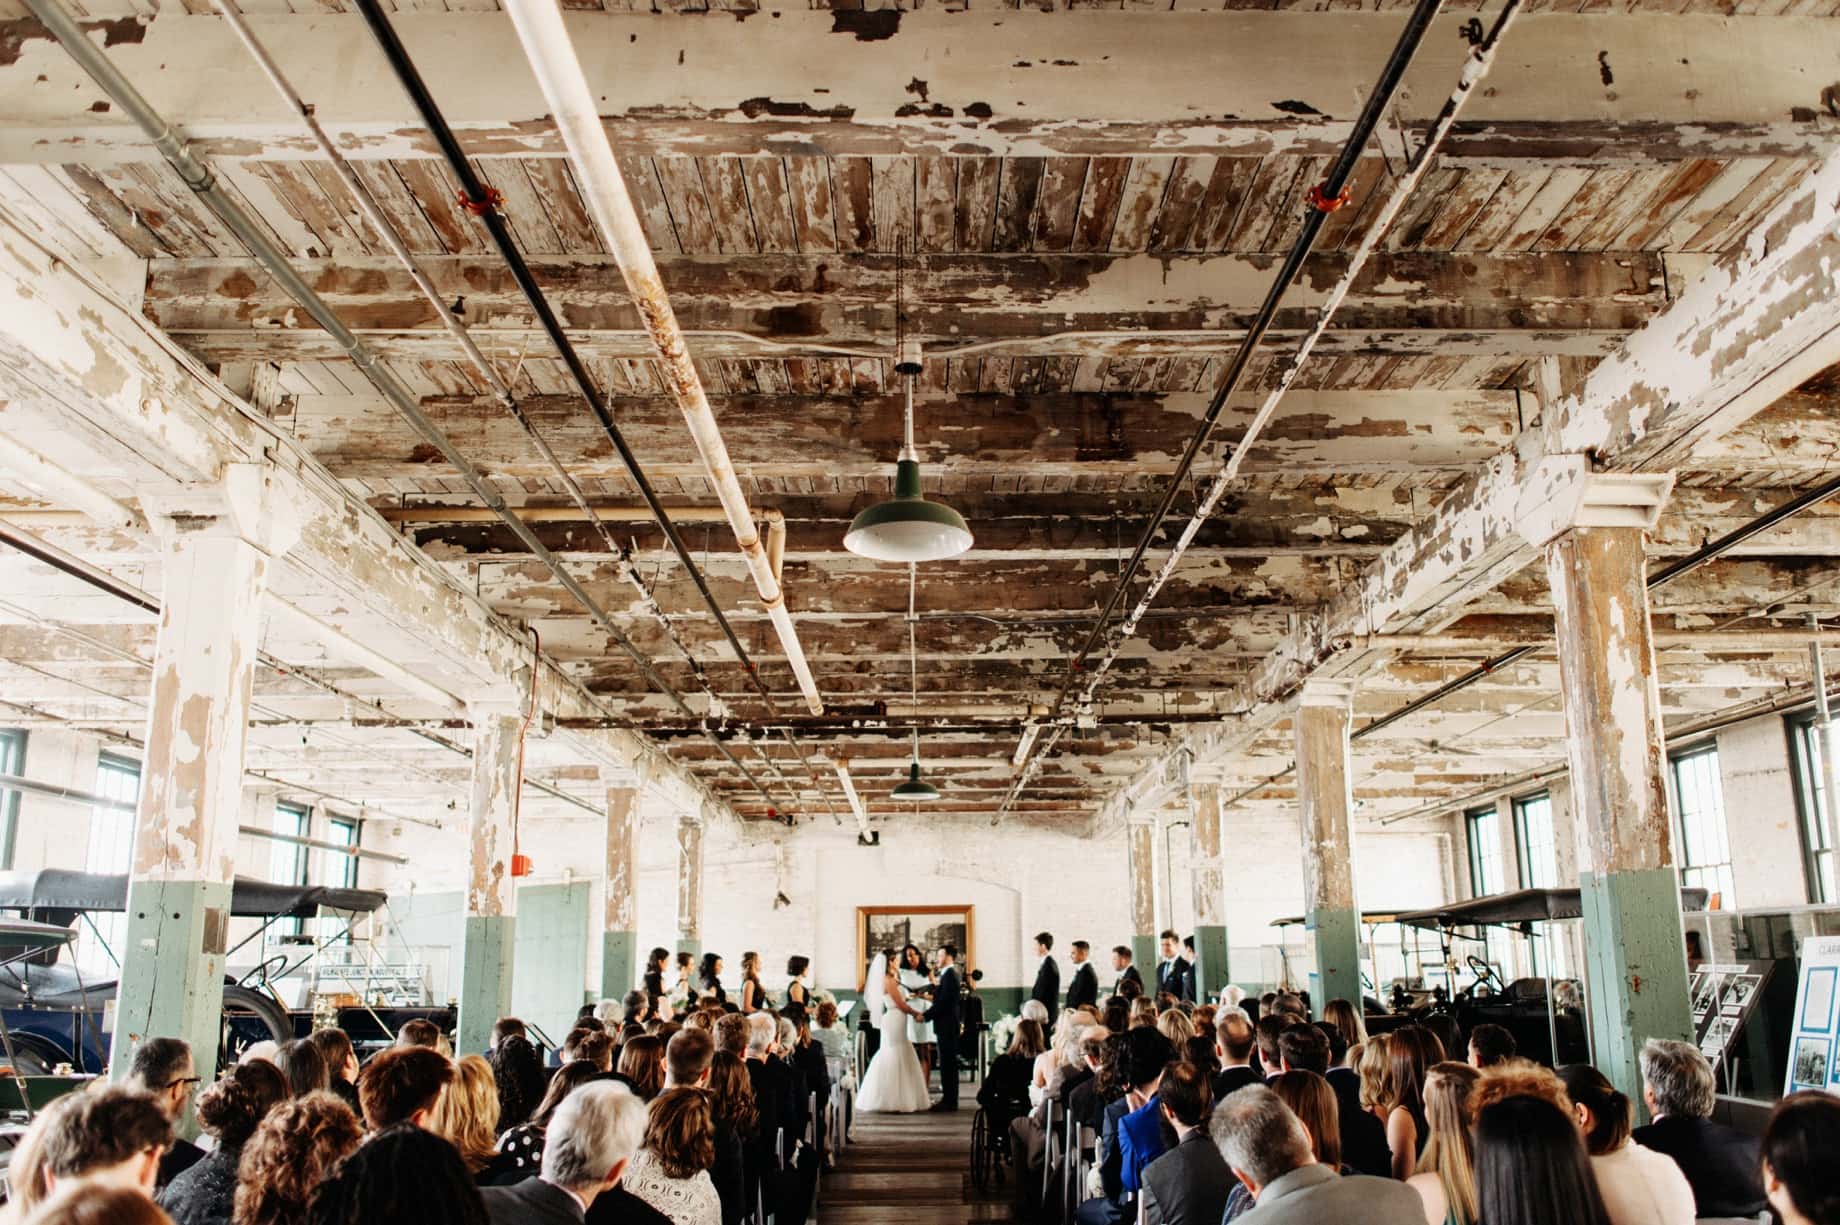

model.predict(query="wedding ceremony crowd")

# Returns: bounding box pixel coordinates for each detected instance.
[4,934,1838,1225]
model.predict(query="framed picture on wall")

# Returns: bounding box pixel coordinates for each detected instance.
[856,905,976,988]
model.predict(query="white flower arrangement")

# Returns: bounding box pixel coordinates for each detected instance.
[991,1013,1020,1054]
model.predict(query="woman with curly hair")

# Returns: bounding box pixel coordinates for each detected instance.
[427,1055,520,1186]
[622,1088,721,1225]
[234,1092,362,1225]
[305,1124,487,1225]
[486,1034,544,1134]
[158,1059,288,1225]
[705,1052,756,1225]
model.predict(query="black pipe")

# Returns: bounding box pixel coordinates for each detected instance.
[352,0,785,722]
[1056,0,1446,705]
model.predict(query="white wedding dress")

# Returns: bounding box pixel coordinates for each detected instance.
[856,955,931,1113]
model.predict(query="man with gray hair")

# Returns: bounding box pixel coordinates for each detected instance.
[1631,1037,1766,1218]
[1211,1086,1422,1225]
[479,1081,646,1225]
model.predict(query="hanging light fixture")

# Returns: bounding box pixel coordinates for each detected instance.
[891,564,940,801]
[843,238,972,563]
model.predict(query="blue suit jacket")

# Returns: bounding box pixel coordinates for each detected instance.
[1118,1095,1168,1193]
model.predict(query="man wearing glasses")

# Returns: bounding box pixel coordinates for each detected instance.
[125,1036,204,1189]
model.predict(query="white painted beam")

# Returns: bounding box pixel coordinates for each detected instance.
[0,13,1834,162]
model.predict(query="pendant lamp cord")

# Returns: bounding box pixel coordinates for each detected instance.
[908,560,920,764]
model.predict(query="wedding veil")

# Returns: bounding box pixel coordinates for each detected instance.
[863,952,888,1019]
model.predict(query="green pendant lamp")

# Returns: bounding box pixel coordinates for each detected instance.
[891,759,940,802]
[844,347,972,563]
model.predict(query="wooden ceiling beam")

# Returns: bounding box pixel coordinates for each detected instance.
[2,12,1834,162]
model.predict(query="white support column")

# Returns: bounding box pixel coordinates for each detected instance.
[675,806,705,958]
[457,699,522,1056]
[601,776,642,998]
[110,466,298,1084]
[1296,679,1361,1017]
[1189,778,1228,998]
[1126,810,1156,973]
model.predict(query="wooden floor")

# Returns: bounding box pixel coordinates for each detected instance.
[819,1081,1011,1225]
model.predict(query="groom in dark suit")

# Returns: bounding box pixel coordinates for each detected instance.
[1066,941,1099,1012]
[923,944,963,1111]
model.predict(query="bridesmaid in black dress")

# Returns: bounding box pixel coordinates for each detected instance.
[785,956,812,1012]
[643,946,671,1018]
[740,951,774,1013]
[699,952,728,1005]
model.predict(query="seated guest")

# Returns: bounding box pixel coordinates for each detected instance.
[1225,1069,1347,1223]
[1559,1064,1694,1225]
[1252,1015,1291,1080]
[979,1019,1043,1128]
[1405,1063,1479,1225]
[274,1040,330,1099]
[1276,1025,1389,1178]
[1472,1073,1612,1225]
[308,1123,487,1225]
[306,1030,362,1115]
[1214,1014,1260,1100]
[235,1093,362,1225]
[491,1018,529,1050]
[1761,1091,1840,1225]
[1066,1032,1112,1135]
[1383,1026,1443,1179]
[787,1012,831,1156]
[1356,1038,1391,1125]
[125,1038,204,1188]
[26,1183,171,1225]
[1421,1017,1464,1074]
[357,1046,454,1132]
[497,1083,650,1225]
[1157,1010,1195,1050]
[489,1034,547,1134]
[810,1001,850,1075]
[621,1036,666,1101]
[706,1053,757,1225]
[1467,1023,1516,1069]
[430,1055,521,1186]
[394,1018,443,1050]
[622,1088,723,1225]
[712,1013,748,1058]
[29,1088,173,1207]
[1631,1038,1766,1218]
[1321,1000,1365,1055]
[496,1062,602,1181]
[1141,1062,1230,1225]
[157,1059,288,1225]
[771,1014,812,1142]
[740,1015,792,1216]
[1212,1086,1422,1225]
[1074,1027,1173,1225]
[564,1028,615,1074]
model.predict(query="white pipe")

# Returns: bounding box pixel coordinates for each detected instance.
[0,437,142,534]
[501,0,822,716]
[834,762,871,835]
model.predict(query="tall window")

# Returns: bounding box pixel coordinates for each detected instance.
[271,802,311,938]
[79,755,141,975]
[325,816,359,890]
[0,729,23,870]
[1789,716,1835,904]
[1467,806,1505,897]
[1670,744,1735,908]
[1513,792,1559,889]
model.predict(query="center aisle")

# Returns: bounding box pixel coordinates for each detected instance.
[818,1084,1009,1225]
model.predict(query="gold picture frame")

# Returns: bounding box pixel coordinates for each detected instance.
[856,905,976,989]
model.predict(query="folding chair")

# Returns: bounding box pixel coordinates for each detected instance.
[1040,1098,1060,1211]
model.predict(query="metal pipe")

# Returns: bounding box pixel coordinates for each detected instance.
[493,0,823,717]
[1001,0,1465,815]
[22,0,783,811]
[1812,615,1840,899]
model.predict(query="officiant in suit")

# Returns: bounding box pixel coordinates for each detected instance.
[923,944,964,1111]
[1031,932,1061,1025]
[1066,941,1099,1012]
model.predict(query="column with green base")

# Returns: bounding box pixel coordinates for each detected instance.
[1545,513,1693,1100]
[110,467,295,1088]
[457,702,521,1056]
[601,783,641,999]
[1296,680,1362,1017]
[1189,780,1228,998]
[1127,815,1156,977]
[675,808,704,962]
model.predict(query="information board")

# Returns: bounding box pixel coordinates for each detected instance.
[1687,960,1770,1075]
[1784,935,1840,1097]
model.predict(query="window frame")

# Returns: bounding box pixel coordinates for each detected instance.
[1787,713,1834,904]
[0,729,24,871]
[1465,805,1505,899]
[1667,740,1735,908]
[1511,790,1558,890]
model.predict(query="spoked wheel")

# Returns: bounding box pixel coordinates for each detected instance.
[970,1110,996,1191]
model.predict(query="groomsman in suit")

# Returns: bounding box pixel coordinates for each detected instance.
[1112,946,1143,994]
[923,945,963,1111]
[1181,936,1199,1003]
[1155,931,1193,1003]
[1066,941,1099,1012]
[1030,932,1061,1025]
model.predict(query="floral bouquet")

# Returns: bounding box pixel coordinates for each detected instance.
[990,1013,1021,1054]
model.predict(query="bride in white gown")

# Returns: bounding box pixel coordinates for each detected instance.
[856,952,932,1113]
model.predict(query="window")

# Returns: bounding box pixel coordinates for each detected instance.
[1513,792,1559,889]
[78,755,140,975]
[0,729,23,870]
[1466,806,1505,897]
[1789,716,1835,903]
[1670,744,1735,908]
[271,802,311,938]
[326,817,359,890]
